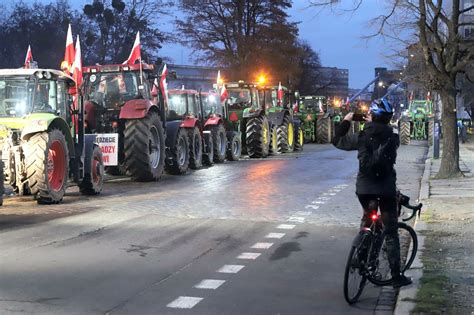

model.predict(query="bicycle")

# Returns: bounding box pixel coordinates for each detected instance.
[343,192,423,304]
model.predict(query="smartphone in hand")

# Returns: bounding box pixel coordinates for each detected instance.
[352,113,367,121]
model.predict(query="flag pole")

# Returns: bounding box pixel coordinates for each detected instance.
[139,56,143,85]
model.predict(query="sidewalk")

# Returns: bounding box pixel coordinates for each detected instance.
[395,142,474,314]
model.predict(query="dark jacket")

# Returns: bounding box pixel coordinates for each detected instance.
[332,120,399,196]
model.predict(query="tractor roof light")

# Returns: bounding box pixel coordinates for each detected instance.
[257,75,266,86]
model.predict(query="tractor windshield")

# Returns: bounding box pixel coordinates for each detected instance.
[85,71,139,108]
[202,93,223,116]
[0,77,59,117]
[168,93,188,120]
[227,88,252,110]
[410,101,431,115]
[299,98,322,112]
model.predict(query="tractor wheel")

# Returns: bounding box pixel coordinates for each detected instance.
[294,125,304,151]
[226,132,241,161]
[203,132,214,166]
[399,121,411,145]
[246,115,270,158]
[79,145,104,195]
[427,120,434,145]
[26,129,69,204]
[316,117,332,144]
[212,124,226,163]
[188,127,203,170]
[277,115,295,153]
[269,125,279,155]
[166,128,190,174]
[124,111,165,181]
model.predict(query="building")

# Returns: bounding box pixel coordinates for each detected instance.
[167,64,220,91]
[314,67,349,100]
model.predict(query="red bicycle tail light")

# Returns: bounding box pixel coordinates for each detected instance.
[371,213,378,221]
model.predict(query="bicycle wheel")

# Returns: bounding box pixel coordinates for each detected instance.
[368,222,418,286]
[343,231,370,304]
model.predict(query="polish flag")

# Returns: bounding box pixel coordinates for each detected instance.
[123,31,141,65]
[62,24,75,75]
[426,91,431,101]
[73,35,83,89]
[220,84,228,103]
[24,45,33,69]
[159,64,169,105]
[217,70,222,85]
[277,82,283,103]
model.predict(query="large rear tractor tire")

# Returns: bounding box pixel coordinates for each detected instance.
[316,117,332,144]
[188,127,203,170]
[226,131,242,161]
[277,115,295,153]
[26,129,69,204]
[80,145,104,195]
[399,121,411,145]
[246,115,270,158]
[294,125,304,151]
[212,124,226,163]
[124,111,165,181]
[166,128,190,174]
[203,132,214,166]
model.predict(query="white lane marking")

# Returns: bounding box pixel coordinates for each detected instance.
[312,201,325,204]
[277,224,296,230]
[305,205,320,210]
[167,296,203,309]
[217,265,245,273]
[287,216,306,223]
[237,252,261,260]
[265,232,286,239]
[328,193,336,196]
[295,211,312,216]
[330,189,341,192]
[318,197,331,201]
[251,242,273,249]
[194,279,226,290]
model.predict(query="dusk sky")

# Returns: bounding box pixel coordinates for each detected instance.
[160,1,394,89]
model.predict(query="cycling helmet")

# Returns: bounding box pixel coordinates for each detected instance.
[370,97,393,117]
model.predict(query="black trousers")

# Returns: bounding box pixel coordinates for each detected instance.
[357,194,401,275]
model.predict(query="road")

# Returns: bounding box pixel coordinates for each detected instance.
[0,143,427,314]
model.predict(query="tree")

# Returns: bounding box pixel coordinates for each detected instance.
[176,0,302,85]
[82,0,169,65]
[309,0,472,178]
[296,41,323,95]
[0,0,77,68]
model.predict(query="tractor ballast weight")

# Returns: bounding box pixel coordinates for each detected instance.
[82,63,166,181]
[0,68,104,204]
[224,81,270,158]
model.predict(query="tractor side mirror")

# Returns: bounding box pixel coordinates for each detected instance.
[169,70,177,79]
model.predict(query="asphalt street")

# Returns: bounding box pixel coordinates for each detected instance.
[0,142,427,314]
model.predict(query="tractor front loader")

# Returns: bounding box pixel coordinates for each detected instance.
[0,69,104,204]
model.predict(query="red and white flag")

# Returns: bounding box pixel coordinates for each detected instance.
[62,24,75,75]
[24,45,33,69]
[73,35,83,89]
[426,91,431,101]
[220,84,228,103]
[217,70,222,86]
[159,64,169,105]
[123,31,141,65]
[277,82,283,103]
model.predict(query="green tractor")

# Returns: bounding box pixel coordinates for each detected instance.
[224,81,270,158]
[399,100,434,145]
[0,69,104,204]
[295,95,324,143]
[259,85,302,153]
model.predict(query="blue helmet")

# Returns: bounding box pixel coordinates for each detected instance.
[370,97,393,117]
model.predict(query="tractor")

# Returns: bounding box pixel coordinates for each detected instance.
[0,68,104,204]
[295,95,325,143]
[166,89,213,174]
[259,85,302,153]
[224,81,270,158]
[399,100,434,145]
[82,63,166,181]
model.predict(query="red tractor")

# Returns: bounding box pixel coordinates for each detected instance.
[82,63,166,181]
[165,89,213,174]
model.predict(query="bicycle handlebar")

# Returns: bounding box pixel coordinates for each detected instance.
[401,202,423,221]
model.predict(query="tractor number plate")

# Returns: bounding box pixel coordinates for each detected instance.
[94,133,119,166]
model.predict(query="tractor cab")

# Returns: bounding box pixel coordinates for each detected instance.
[297,96,325,114]
[225,81,261,112]
[200,91,223,118]
[167,89,202,121]
[0,69,74,125]
[407,100,432,118]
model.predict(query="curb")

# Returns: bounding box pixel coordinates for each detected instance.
[393,146,432,314]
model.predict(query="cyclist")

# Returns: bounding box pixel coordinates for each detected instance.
[332,98,412,288]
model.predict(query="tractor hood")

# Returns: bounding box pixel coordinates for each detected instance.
[0,113,57,138]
